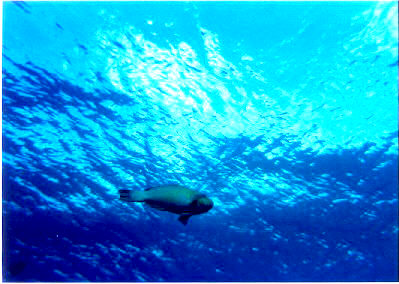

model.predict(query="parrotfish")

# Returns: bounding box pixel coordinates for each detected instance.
[119,185,213,225]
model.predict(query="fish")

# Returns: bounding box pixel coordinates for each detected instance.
[119,185,213,225]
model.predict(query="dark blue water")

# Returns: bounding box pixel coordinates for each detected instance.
[2,1,398,282]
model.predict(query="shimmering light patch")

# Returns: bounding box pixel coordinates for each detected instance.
[241,55,253,61]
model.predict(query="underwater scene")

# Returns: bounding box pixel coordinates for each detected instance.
[2,1,398,282]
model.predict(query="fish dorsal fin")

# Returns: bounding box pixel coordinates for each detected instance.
[144,186,163,191]
[144,184,180,191]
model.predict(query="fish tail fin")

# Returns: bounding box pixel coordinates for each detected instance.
[178,214,192,225]
[119,190,146,202]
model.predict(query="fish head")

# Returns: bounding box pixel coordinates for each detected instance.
[193,196,213,213]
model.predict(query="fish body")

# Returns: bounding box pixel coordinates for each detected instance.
[119,185,213,225]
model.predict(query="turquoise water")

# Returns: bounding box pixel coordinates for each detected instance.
[2,1,398,281]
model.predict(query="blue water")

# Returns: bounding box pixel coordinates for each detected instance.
[2,1,398,282]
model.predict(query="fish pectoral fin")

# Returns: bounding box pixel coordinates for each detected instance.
[178,214,192,225]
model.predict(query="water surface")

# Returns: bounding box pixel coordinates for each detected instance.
[2,1,398,281]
